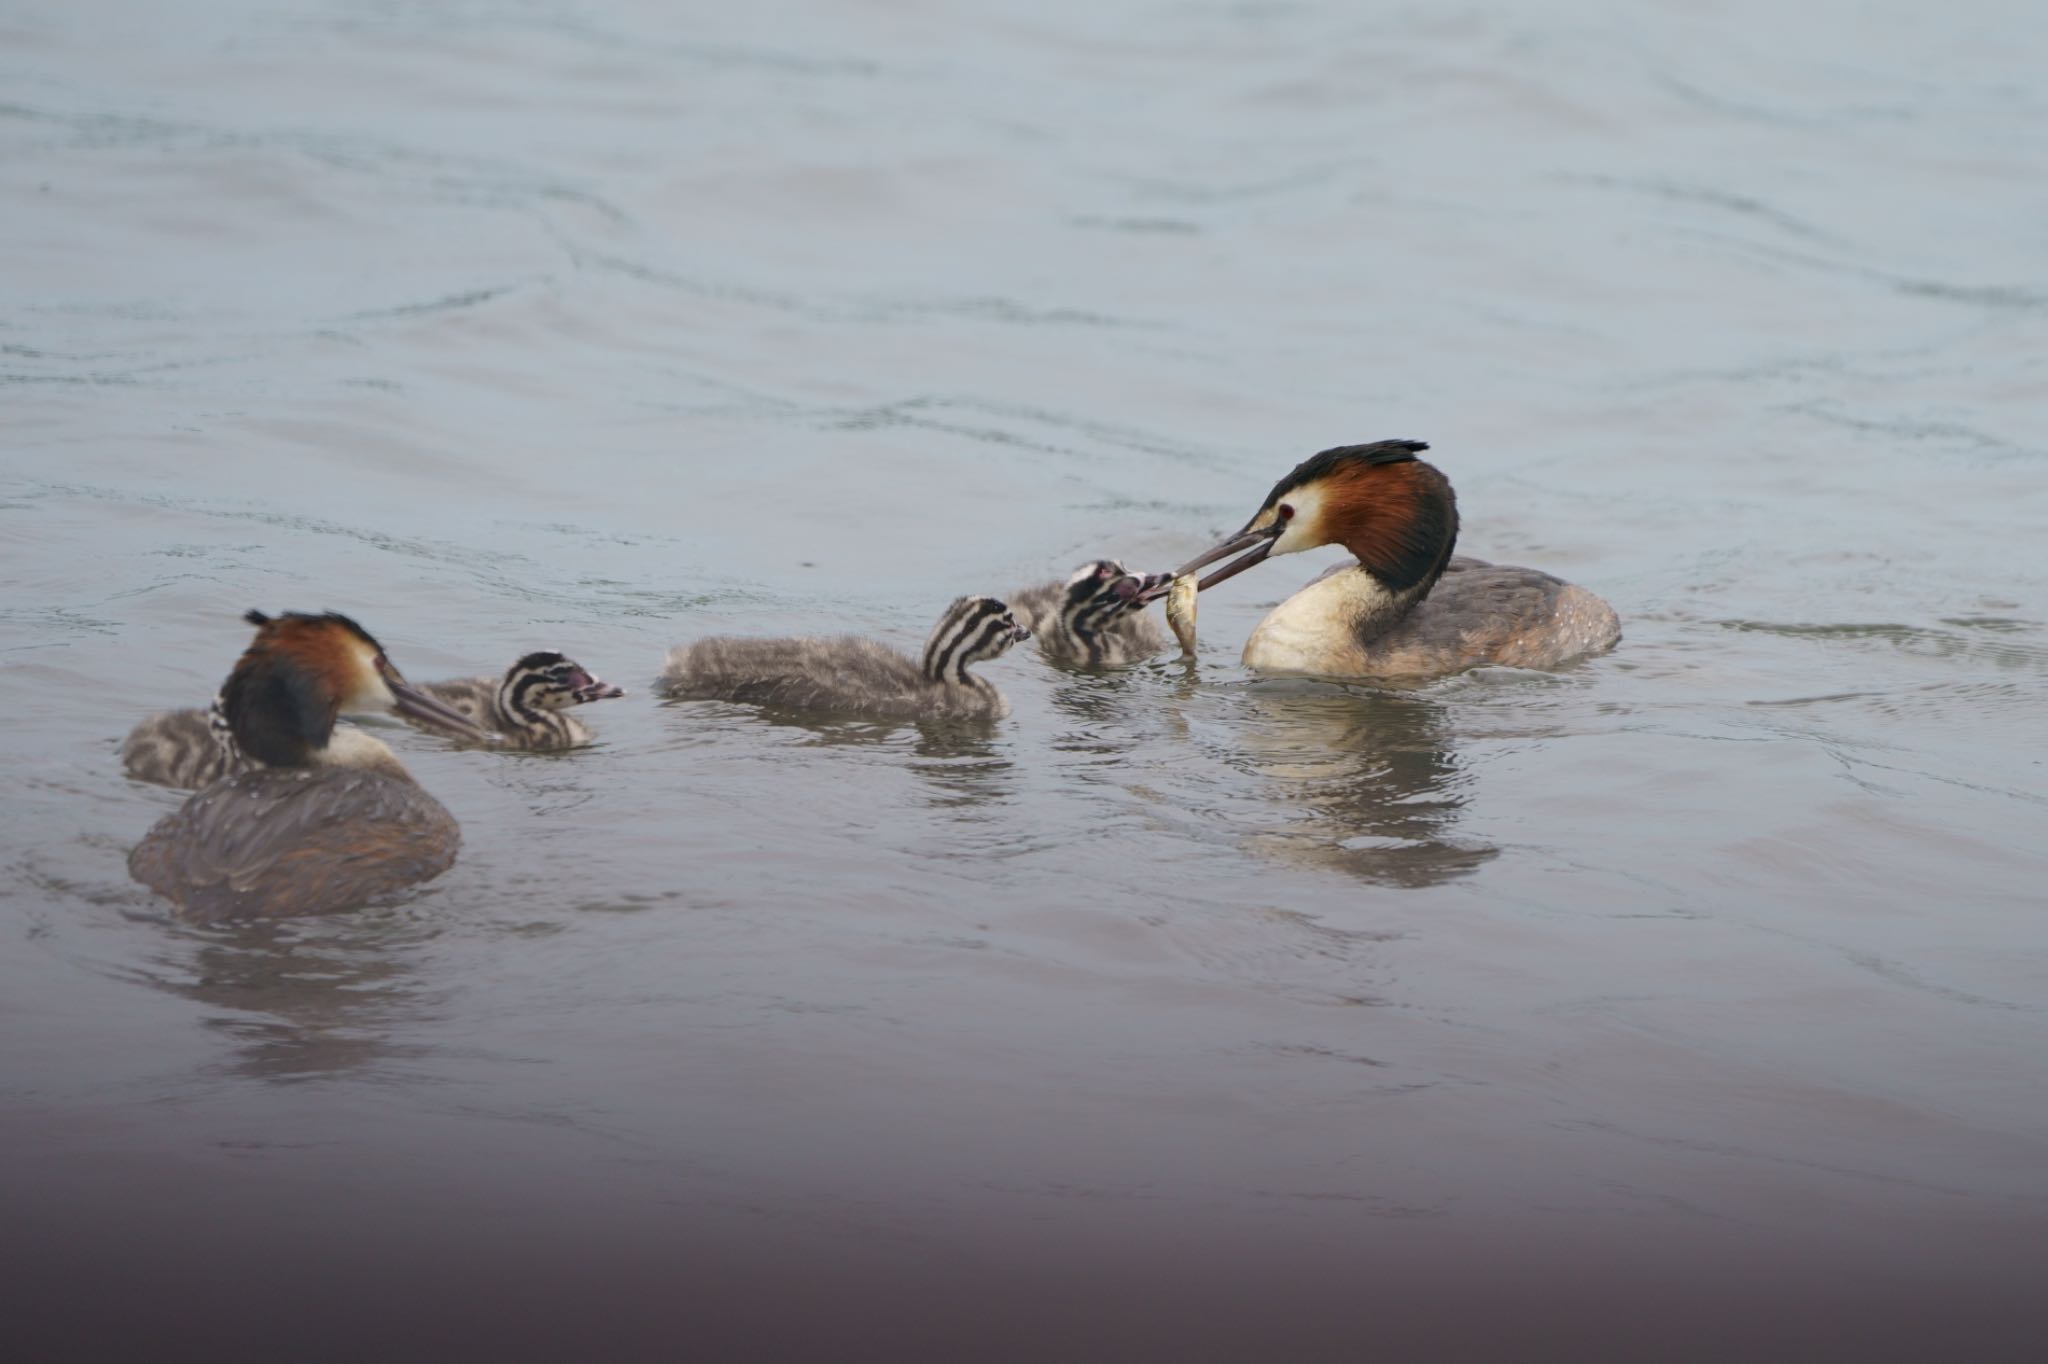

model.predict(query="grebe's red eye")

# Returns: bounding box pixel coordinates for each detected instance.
[1277,504,1295,521]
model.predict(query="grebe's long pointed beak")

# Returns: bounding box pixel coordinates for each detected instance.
[1175,524,1282,591]
[386,673,498,742]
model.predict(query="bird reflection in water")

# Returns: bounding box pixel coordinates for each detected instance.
[1233,685,1496,889]
[907,722,1016,816]
[133,917,437,1082]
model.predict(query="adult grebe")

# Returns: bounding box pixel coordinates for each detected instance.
[658,595,1031,721]
[126,650,626,783]
[1008,560,1174,666]
[408,651,626,750]
[129,610,494,923]
[1176,440,1620,678]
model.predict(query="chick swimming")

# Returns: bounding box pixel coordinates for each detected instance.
[658,596,1030,721]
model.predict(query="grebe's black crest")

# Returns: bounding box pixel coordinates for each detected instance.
[1255,439,1431,515]
[243,608,385,653]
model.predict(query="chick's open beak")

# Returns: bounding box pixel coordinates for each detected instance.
[1129,571,1176,604]
[571,670,626,704]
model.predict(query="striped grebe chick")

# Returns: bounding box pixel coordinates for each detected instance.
[658,595,1030,721]
[122,694,245,791]
[123,690,407,792]
[408,651,626,750]
[1177,440,1621,678]
[129,610,494,924]
[1007,560,1174,666]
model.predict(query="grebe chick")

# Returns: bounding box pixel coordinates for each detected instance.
[123,689,415,791]
[1007,560,1174,666]
[407,651,626,750]
[129,610,494,923]
[658,596,1030,721]
[1177,440,1621,679]
[122,694,245,791]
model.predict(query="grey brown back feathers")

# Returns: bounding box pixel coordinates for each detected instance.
[129,766,461,923]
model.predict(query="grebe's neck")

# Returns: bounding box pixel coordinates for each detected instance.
[922,651,980,686]
[315,727,413,781]
[1241,564,1438,675]
[221,663,339,768]
[1328,458,1459,604]
[921,607,982,685]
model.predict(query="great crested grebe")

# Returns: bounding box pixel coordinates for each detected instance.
[407,651,626,750]
[1177,440,1621,678]
[1007,560,1174,666]
[658,595,1031,721]
[128,610,494,923]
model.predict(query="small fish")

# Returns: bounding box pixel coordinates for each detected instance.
[1166,573,1198,658]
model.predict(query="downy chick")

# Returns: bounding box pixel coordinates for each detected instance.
[408,651,625,750]
[658,596,1030,721]
[1007,560,1172,666]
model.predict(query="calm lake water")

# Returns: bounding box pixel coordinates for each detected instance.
[4,0,2045,1358]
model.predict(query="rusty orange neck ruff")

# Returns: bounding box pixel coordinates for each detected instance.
[1315,455,1460,594]
[219,612,383,767]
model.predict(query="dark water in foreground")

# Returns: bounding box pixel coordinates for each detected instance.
[5,1,2047,1358]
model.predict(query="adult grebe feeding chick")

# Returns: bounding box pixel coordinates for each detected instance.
[124,649,625,784]
[129,610,494,923]
[658,595,1031,721]
[1177,440,1620,678]
[408,651,626,750]
[1008,560,1173,666]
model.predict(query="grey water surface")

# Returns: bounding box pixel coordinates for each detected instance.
[4,1,2046,1358]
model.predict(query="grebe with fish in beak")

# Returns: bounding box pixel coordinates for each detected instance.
[1175,440,1619,678]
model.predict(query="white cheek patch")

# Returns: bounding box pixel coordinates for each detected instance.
[342,642,398,714]
[1269,484,1327,556]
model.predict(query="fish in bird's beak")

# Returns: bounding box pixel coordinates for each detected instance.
[379,662,500,742]
[569,667,626,704]
[1173,522,1284,591]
